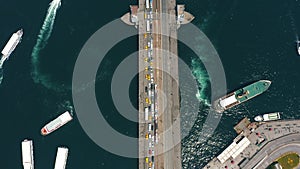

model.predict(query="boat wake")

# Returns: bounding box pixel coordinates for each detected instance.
[287,0,299,38]
[0,68,3,84]
[191,58,211,106]
[59,100,74,115]
[31,0,64,92]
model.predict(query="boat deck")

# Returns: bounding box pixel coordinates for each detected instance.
[235,80,270,103]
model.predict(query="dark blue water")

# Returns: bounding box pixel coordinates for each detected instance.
[178,0,300,168]
[0,0,137,169]
[1,0,300,168]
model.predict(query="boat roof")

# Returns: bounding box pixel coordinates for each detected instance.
[236,80,271,102]
[21,140,33,164]
[220,95,237,108]
[263,112,280,120]
[254,115,263,121]
[54,147,69,169]
[1,33,19,55]
[60,111,72,121]
[45,112,72,131]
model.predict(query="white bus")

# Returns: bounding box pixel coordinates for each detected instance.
[146,20,150,32]
[145,107,149,121]
[146,0,150,9]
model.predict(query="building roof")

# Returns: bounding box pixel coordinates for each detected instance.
[217,137,251,163]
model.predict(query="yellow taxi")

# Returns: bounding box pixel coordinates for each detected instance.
[145,157,149,163]
[145,74,150,80]
[145,97,151,104]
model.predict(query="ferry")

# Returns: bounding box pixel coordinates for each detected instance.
[54,147,69,169]
[21,139,34,169]
[213,80,271,113]
[0,29,23,67]
[254,112,281,122]
[41,111,73,136]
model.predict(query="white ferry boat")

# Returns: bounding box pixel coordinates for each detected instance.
[41,111,73,136]
[254,112,281,122]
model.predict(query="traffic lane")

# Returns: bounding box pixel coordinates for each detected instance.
[260,143,300,168]
[244,134,300,169]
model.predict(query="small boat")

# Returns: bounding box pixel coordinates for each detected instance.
[254,112,281,122]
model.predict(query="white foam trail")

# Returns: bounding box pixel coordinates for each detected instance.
[0,56,5,69]
[288,10,298,38]
[191,58,211,106]
[31,0,64,92]
[0,68,3,84]
[0,56,5,84]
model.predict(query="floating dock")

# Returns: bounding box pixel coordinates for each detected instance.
[21,139,34,169]
[54,147,69,169]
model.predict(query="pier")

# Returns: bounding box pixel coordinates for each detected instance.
[204,118,300,169]
[122,0,194,169]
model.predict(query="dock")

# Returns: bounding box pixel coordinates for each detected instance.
[204,118,300,169]
[121,0,194,169]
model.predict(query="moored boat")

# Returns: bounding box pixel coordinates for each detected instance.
[254,112,281,122]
